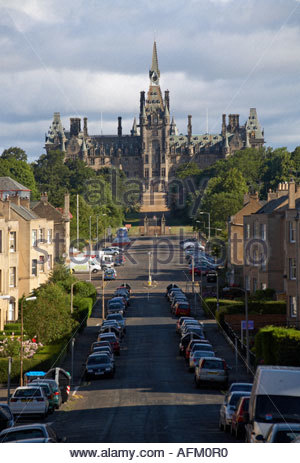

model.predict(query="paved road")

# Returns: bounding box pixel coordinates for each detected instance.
[1,236,246,442]
[47,236,242,443]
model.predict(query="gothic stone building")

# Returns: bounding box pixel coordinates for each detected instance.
[45,42,264,195]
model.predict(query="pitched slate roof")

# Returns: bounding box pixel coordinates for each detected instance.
[255,195,288,214]
[0,177,31,191]
[10,203,39,221]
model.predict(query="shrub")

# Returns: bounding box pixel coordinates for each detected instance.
[0,339,68,384]
[73,297,94,331]
[73,281,97,303]
[203,298,242,318]
[255,326,300,366]
[250,288,276,301]
[213,300,286,325]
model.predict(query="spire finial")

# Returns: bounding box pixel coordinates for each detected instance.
[149,41,160,85]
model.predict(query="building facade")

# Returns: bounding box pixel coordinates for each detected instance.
[45,42,265,195]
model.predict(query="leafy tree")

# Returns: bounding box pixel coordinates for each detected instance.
[23,283,77,344]
[32,150,70,206]
[261,147,294,197]
[176,162,202,179]
[1,147,27,162]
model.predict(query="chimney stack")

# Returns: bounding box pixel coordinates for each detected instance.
[187,115,192,142]
[289,180,296,209]
[63,193,70,220]
[118,117,122,137]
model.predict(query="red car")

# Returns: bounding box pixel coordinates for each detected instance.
[188,267,202,276]
[230,396,250,439]
[97,333,120,356]
[174,302,191,317]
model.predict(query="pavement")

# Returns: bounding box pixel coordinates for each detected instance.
[0,235,252,442]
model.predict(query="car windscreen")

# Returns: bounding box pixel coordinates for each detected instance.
[273,430,300,443]
[202,359,224,370]
[194,351,214,357]
[107,315,122,321]
[14,388,41,397]
[31,384,50,394]
[87,356,110,365]
[231,384,252,393]
[193,345,213,352]
[255,395,300,423]
[229,393,249,407]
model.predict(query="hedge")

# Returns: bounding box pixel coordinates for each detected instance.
[255,326,300,366]
[73,297,94,331]
[203,298,242,318]
[0,339,68,384]
[73,281,97,304]
[215,301,286,325]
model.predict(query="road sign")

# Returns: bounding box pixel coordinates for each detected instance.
[241,320,254,330]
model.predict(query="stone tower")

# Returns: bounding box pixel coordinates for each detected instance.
[140,41,170,193]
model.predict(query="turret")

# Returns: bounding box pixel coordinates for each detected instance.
[70,118,81,137]
[164,90,170,112]
[83,117,88,137]
[131,117,138,136]
[118,117,122,137]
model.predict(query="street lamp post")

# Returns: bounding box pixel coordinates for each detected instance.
[89,216,92,282]
[295,211,300,322]
[20,295,37,386]
[148,252,152,286]
[199,212,211,241]
[102,270,105,320]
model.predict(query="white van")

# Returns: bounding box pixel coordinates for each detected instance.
[68,260,102,274]
[245,366,300,442]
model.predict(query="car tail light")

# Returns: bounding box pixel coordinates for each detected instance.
[222,360,228,370]
[10,398,17,402]
[37,398,44,402]
[55,392,60,396]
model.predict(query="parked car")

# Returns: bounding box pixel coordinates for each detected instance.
[263,423,300,443]
[106,313,126,332]
[29,381,57,413]
[97,333,120,355]
[219,391,251,432]
[185,340,212,361]
[194,357,230,388]
[166,283,179,296]
[189,350,215,371]
[0,404,14,432]
[206,271,217,283]
[104,268,117,280]
[230,396,250,439]
[84,353,115,380]
[0,423,64,442]
[90,341,112,353]
[32,378,62,410]
[179,332,205,356]
[173,302,191,317]
[176,317,195,334]
[9,386,49,418]
[225,382,253,402]
[103,247,119,256]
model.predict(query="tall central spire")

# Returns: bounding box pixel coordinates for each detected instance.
[149,41,160,86]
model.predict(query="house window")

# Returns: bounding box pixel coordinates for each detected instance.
[39,255,45,273]
[9,267,16,287]
[47,229,52,244]
[32,229,37,247]
[253,277,257,292]
[289,221,296,243]
[245,223,251,239]
[32,259,37,276]
[9,231,16,252]
[289,296,297,318]
[245,275,250,291]
[260,223,266,241]
[289,258,296,280]
[145,169,149,179]
[162,154,165,163]
[8,299,15,322]
[145,155,149,164]
[0,230,2,253]
[161,168,166,177]
[39,228,44,242]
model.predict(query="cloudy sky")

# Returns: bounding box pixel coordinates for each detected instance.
[1,0,300,161]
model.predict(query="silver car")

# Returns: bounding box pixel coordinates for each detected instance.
[0,423,64,442]
[189,350,215,371]
[219,391,251,432]
[194,357,230,388]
